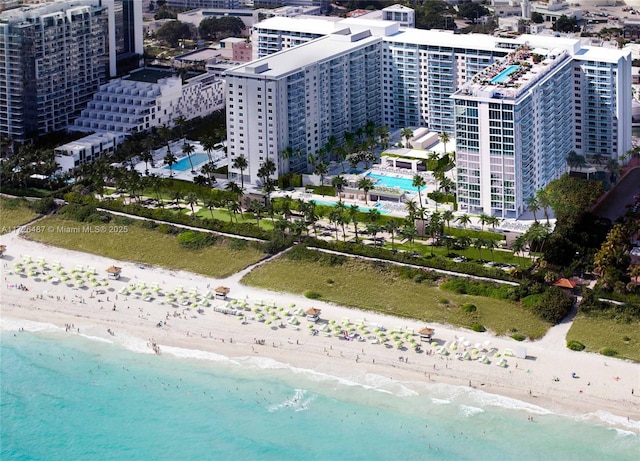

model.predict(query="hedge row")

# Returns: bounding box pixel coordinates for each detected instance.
[306,239,518,282]
[98,199,273,240]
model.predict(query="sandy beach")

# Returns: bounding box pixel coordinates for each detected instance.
[1,229,639,432]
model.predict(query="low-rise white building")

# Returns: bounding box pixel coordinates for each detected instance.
[55,132,126,172]
[56,68,225,172]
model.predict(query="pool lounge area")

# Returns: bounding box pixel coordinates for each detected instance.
[366,172,421,193]
[165,153,209,172]
[490,65,520,84]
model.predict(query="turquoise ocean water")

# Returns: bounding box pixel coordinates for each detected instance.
[1,327,638,461]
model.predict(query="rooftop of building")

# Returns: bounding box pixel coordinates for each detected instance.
[253,15,342,34]
[455,44,572,100]
[174,47,221,63]
[227,30,382,79]
[125,68,176,83]
[573,45,631,63]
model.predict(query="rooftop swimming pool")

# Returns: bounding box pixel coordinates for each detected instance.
[366,172,420,193]
[313,200,389,215]
[490,65,520,84]
[166,153,209,172]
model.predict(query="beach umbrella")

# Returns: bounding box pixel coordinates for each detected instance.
[289,303,296,308]
[265,319,272,325]
[307,323,314,329]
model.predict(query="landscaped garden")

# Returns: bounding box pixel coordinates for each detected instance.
[241,247,551,339]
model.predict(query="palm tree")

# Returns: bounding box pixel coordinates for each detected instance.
[332,175,347,200]
[280,195,293,222]
[171,190,183,206]
[404,199,419,222]
[148,173,164,206]
[357,177,374,204]
[412,174,426,209]
[511,234,527,267]
[473,238,486,261]
[164,149,177,177]
[314,162,329,194]
[200,162,217,187]
[486,239,499,263]
[566,150,586,171]
[478,212,490,231]
[324,135,338,162]
[536,189,551,225]
[439,131,450,155]
[385,220,400,251]
[203,196,217,220]
[526,197,540,222]
[185,192,198,215]
[349,204,360,242]
[441,210,454,232]
[141,138,155,174]
[174,116,186,139]
[328,208,342,240]
[401,224,418,252]
[400,127,413,148]
[225,180,243,203]
[487,216,502,231]
[366,222,383,245]
[368,207,381,223]
[456,213,471,229]
[182,142,196,173]
[201,136,216,163]
[257,158,277,202]
[231,154,249,190]
[249,199,266,228]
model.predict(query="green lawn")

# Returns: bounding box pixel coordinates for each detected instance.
[241,253,550,339]
[25,216,266,278]
[0,198,40,235]
[566,314,640,362]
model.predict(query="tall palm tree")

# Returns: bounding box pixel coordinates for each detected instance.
[412,174,426,209]
[473,238,486,261]
[456,213,471,229]
[404,199,419,222]
[203,196,217,220]
[486,239,499,263]
[349,204,360,242]
[400,127,414,148]
[225,181,243,203]
[478,212,490,231]
[182,142,196,174]
[171,190,183,206]
[487,216,502,231]
[357,177,374,204]
[185,192,198,215]
[249,199,266,228]
[526,197,540,223]
[328,208,342,241]
[385,220,400,251]
[439,131,450,155]
[367,207,381,223]
[201,136,216,163]
[231,154,248,190]
[332,175,347,200]
[441,210,454,232]
[401,224,418,252]
[606,158,620,184]
[164,149,177,177]
[314,162,329,194]
[200,162,217,187]
[511,234,527,267]
[377,125,390,150]
[535,188,551,225]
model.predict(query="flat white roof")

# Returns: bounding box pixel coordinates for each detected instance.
[227,32,381,79]
[254,16,343,35]
[573,46,631,64]
[386,28,512,51]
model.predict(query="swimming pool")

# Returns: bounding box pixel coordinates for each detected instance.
[313,200,388,215]
[490,65,520,84]
[166,153,209,171]
[366,172,420,193]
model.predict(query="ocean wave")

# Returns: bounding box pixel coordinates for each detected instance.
[581,410,640,433]
[242,355,417,397]
[430,398,451,405]
[268,388,316,413]
[0,317,61,332]
[468,389,552,415]
[459,404,484,417]
[77,333,113,344]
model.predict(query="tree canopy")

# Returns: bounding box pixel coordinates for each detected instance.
[156,21,193,47]
[199,16,245,40]
[545,175,602,227]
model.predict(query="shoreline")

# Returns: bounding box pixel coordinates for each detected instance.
[1,231,639,432]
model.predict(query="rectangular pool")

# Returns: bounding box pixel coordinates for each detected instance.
[166,153,209,171]
[490,65,520,84]
[366,172,420,193]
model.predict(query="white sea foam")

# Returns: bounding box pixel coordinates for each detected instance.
[459,404,485,417]
[0,317,61,332]
[468,389,552,415]
[580,410,640,433]
[268,389,316,413]
[78,333,112,344]
[160,344,240,364]
[430,398,451,405]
